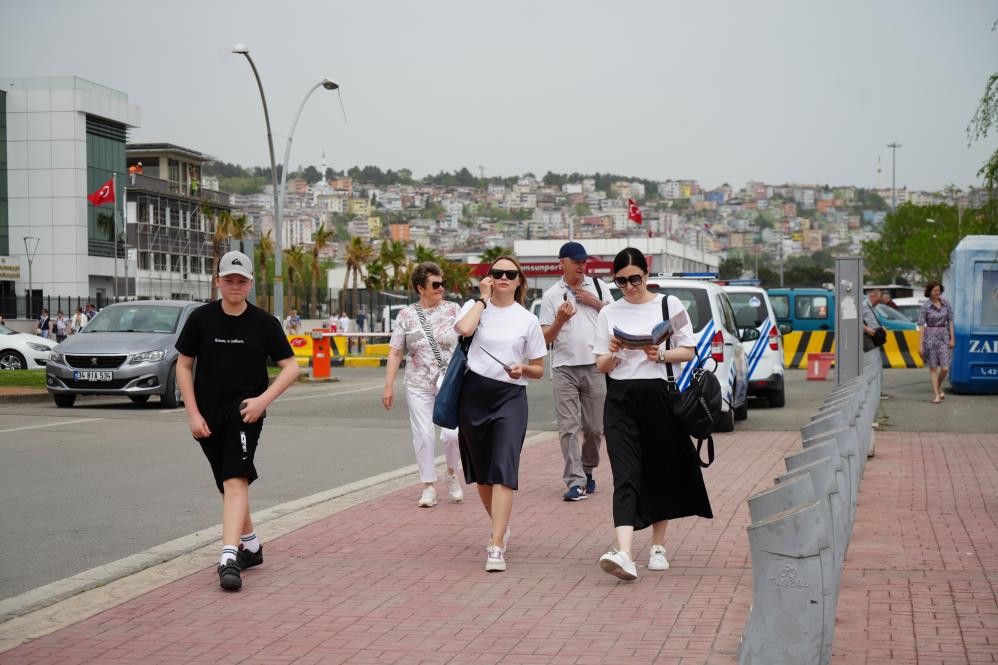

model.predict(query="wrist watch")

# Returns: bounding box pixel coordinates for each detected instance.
[656,348,666,364]
[476,298,488,309]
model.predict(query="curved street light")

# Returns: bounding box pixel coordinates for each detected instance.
[233,46,338,318]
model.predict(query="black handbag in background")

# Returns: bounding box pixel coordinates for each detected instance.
[662,297,722,468]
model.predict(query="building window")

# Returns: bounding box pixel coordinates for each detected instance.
[86,116,126,257]
[139,252,150,270]
[0,89,7,256]
[154,252,166,271]
[189,256,200,274]
[171,254,181,273]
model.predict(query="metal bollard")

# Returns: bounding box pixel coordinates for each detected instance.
[785,442,849,570]
[739,501,832,665]
[802,426,860,528]
[748,474,816,524]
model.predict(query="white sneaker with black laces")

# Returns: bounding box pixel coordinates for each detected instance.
[648,545,670,571]
[485,544,506,572]
[599,549,637,581]
[418,486,437,507]
[445,473,464,502]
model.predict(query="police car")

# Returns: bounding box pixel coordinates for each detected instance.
[609,272,751,431]
[722,282,785,407]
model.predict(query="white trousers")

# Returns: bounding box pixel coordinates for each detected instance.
[406,384,460,483]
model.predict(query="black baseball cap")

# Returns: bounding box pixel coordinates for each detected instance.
[558,241,589,261]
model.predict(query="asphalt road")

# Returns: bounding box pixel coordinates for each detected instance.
[1,365,990,600]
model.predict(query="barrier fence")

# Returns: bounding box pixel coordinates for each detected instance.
[738,349,882,664]
[783,330,925,369]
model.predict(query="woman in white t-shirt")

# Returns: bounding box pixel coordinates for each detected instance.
[454,256,547,573]
[593,248,714,582]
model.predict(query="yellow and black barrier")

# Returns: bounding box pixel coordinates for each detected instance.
[783,330,924,369]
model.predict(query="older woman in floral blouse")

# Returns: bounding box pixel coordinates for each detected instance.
[918,281,955,403]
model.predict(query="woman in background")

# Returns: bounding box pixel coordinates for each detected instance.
[917,281,954,403]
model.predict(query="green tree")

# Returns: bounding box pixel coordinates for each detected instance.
[255,230,274,312]
[719,256,744,280]
[310,223,335,315]
[967,19,998,203]
[480,245,512,264]
[284,245,307,311]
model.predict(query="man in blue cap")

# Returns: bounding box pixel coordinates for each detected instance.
[539,241,614,501]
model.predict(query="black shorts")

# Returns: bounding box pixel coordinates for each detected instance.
[199,407,264,493]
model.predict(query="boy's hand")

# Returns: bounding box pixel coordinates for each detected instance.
[239,397,267,423]
[189,414,211,439]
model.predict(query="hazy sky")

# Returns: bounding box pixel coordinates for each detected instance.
[2,0,996,191]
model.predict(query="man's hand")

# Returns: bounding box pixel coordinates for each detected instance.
[505,363,524,380]
[189,413,211,439]
[555,300,576,323]
[574,288,601,309]
[239,396,267,424]
[382,385,394,410]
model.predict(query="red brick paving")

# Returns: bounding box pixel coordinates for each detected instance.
[1,430,995,664]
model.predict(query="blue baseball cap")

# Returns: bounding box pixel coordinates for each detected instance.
[558,241,589,261]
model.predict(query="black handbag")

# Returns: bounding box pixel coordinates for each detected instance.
[432,334,473,429]
[662,297,722,468]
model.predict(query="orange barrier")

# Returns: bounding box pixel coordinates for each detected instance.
[806,352,836,381]
[310,329,333,380]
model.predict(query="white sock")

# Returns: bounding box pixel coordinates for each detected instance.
[240,531,261,553]
[220,545,239,566]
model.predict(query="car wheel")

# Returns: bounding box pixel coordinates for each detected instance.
[0,350,27,370]
[53,394,76,408]
[769,386,786,408]
[161,363,181,408]
[734,391,748,421]
[129,395,151,404]
[716,405,735,432]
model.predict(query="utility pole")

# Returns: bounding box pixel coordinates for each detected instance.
[23,236,39,319]
[887,142,901,212]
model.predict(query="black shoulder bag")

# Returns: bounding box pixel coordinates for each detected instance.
[662,296,722,468]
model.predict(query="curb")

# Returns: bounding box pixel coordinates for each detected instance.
[0,431,556,651]
[0,392,50,404]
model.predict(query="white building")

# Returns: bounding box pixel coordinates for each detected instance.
[1,76,142,312]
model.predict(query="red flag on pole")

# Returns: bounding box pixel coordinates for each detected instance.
[87,178,115,206]
[627,198,643,225]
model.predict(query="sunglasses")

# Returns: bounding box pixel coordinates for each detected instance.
[426,280,446,290]
[489,269,520,280]
[613,274,644,287]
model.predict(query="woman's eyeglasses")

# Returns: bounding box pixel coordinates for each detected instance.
[613,274,644,287]
[489,269,520,281]
[425,280,446,290]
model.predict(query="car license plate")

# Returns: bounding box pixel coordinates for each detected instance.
[73,371,113,381]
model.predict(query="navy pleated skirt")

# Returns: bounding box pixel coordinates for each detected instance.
[458,369,528,489]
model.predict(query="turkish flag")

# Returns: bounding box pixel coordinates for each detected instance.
[87,178,115,206]
[627,198,643,225]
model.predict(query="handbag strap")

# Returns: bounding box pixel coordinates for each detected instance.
[414,304,447,372]
[696,435,715,468]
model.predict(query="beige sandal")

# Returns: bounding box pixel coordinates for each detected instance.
[932,395,942,404]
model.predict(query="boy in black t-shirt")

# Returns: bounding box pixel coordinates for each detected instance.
[175,251,299,591]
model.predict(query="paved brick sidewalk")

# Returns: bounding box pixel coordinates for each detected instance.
[833,431,998,665]
[1,429,994,664]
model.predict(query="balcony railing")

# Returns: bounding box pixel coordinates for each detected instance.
[128,173,231,208]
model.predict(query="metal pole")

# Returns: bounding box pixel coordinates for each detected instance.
[24,236,39,319]
[236,50,281,315]
[887,142,901,212]
[123,183,128,300]
[778,228,784,287]
[113,173,119,302]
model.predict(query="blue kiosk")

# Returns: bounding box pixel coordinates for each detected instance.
[943,235,998,394]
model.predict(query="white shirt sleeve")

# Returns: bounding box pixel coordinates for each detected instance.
[593,306,611,357]
[538,287,556,326]
[597,279,614,305]
[524,316,548,360]
[666,295,696,349]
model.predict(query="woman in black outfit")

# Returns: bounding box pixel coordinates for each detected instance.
[593,248,713,581]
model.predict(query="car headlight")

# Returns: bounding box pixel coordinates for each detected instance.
[27,342,52,352]
[48,351,64,363]
[130,350,166,364]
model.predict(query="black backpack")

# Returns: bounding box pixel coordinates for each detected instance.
[662,296,722,467]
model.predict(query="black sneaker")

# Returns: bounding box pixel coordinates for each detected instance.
[586,474,596,494]
[237,544,263,570]
[563,485,587,501]
[218,560,242,591]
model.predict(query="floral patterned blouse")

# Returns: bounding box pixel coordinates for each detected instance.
[389,301,461,389]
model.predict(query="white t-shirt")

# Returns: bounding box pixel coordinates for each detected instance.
[539,276,614,368]
[458,299,548,386]
[593,294,696,381]
[338,316,351,333]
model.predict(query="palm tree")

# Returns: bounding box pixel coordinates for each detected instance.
[479,245,512,265]
[284,245,307,311]
[209,209,235,301]
[230,214,250,253]
[414,244,442,265]
[256,229,274,312]
[309,223,335,318]
[441,260,473,298]
[342,236,374,315]
[384,240,408,290]
[364,258,388,291]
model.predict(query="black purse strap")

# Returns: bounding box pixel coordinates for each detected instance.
[697,435,715,468]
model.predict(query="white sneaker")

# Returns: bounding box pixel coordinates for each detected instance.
[418,486,437,507]
[486,526,511,552]
[599,549,637,581]
[648,545,670,571]
[485,545,506,572]
[445,473,463,502]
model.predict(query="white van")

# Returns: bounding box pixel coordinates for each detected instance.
[723,284,785,407]
[609,273,752,431]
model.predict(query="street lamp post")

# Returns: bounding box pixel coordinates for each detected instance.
[232,44,338,319]
[23,236,39,319]
[275,79,339,316]
[232,44,281,314]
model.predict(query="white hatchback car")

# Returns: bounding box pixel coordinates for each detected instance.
[0,323,57,370]
[723,284,785,407]
[610,273,752,431]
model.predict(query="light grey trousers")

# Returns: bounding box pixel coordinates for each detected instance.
[553,364,606,488]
